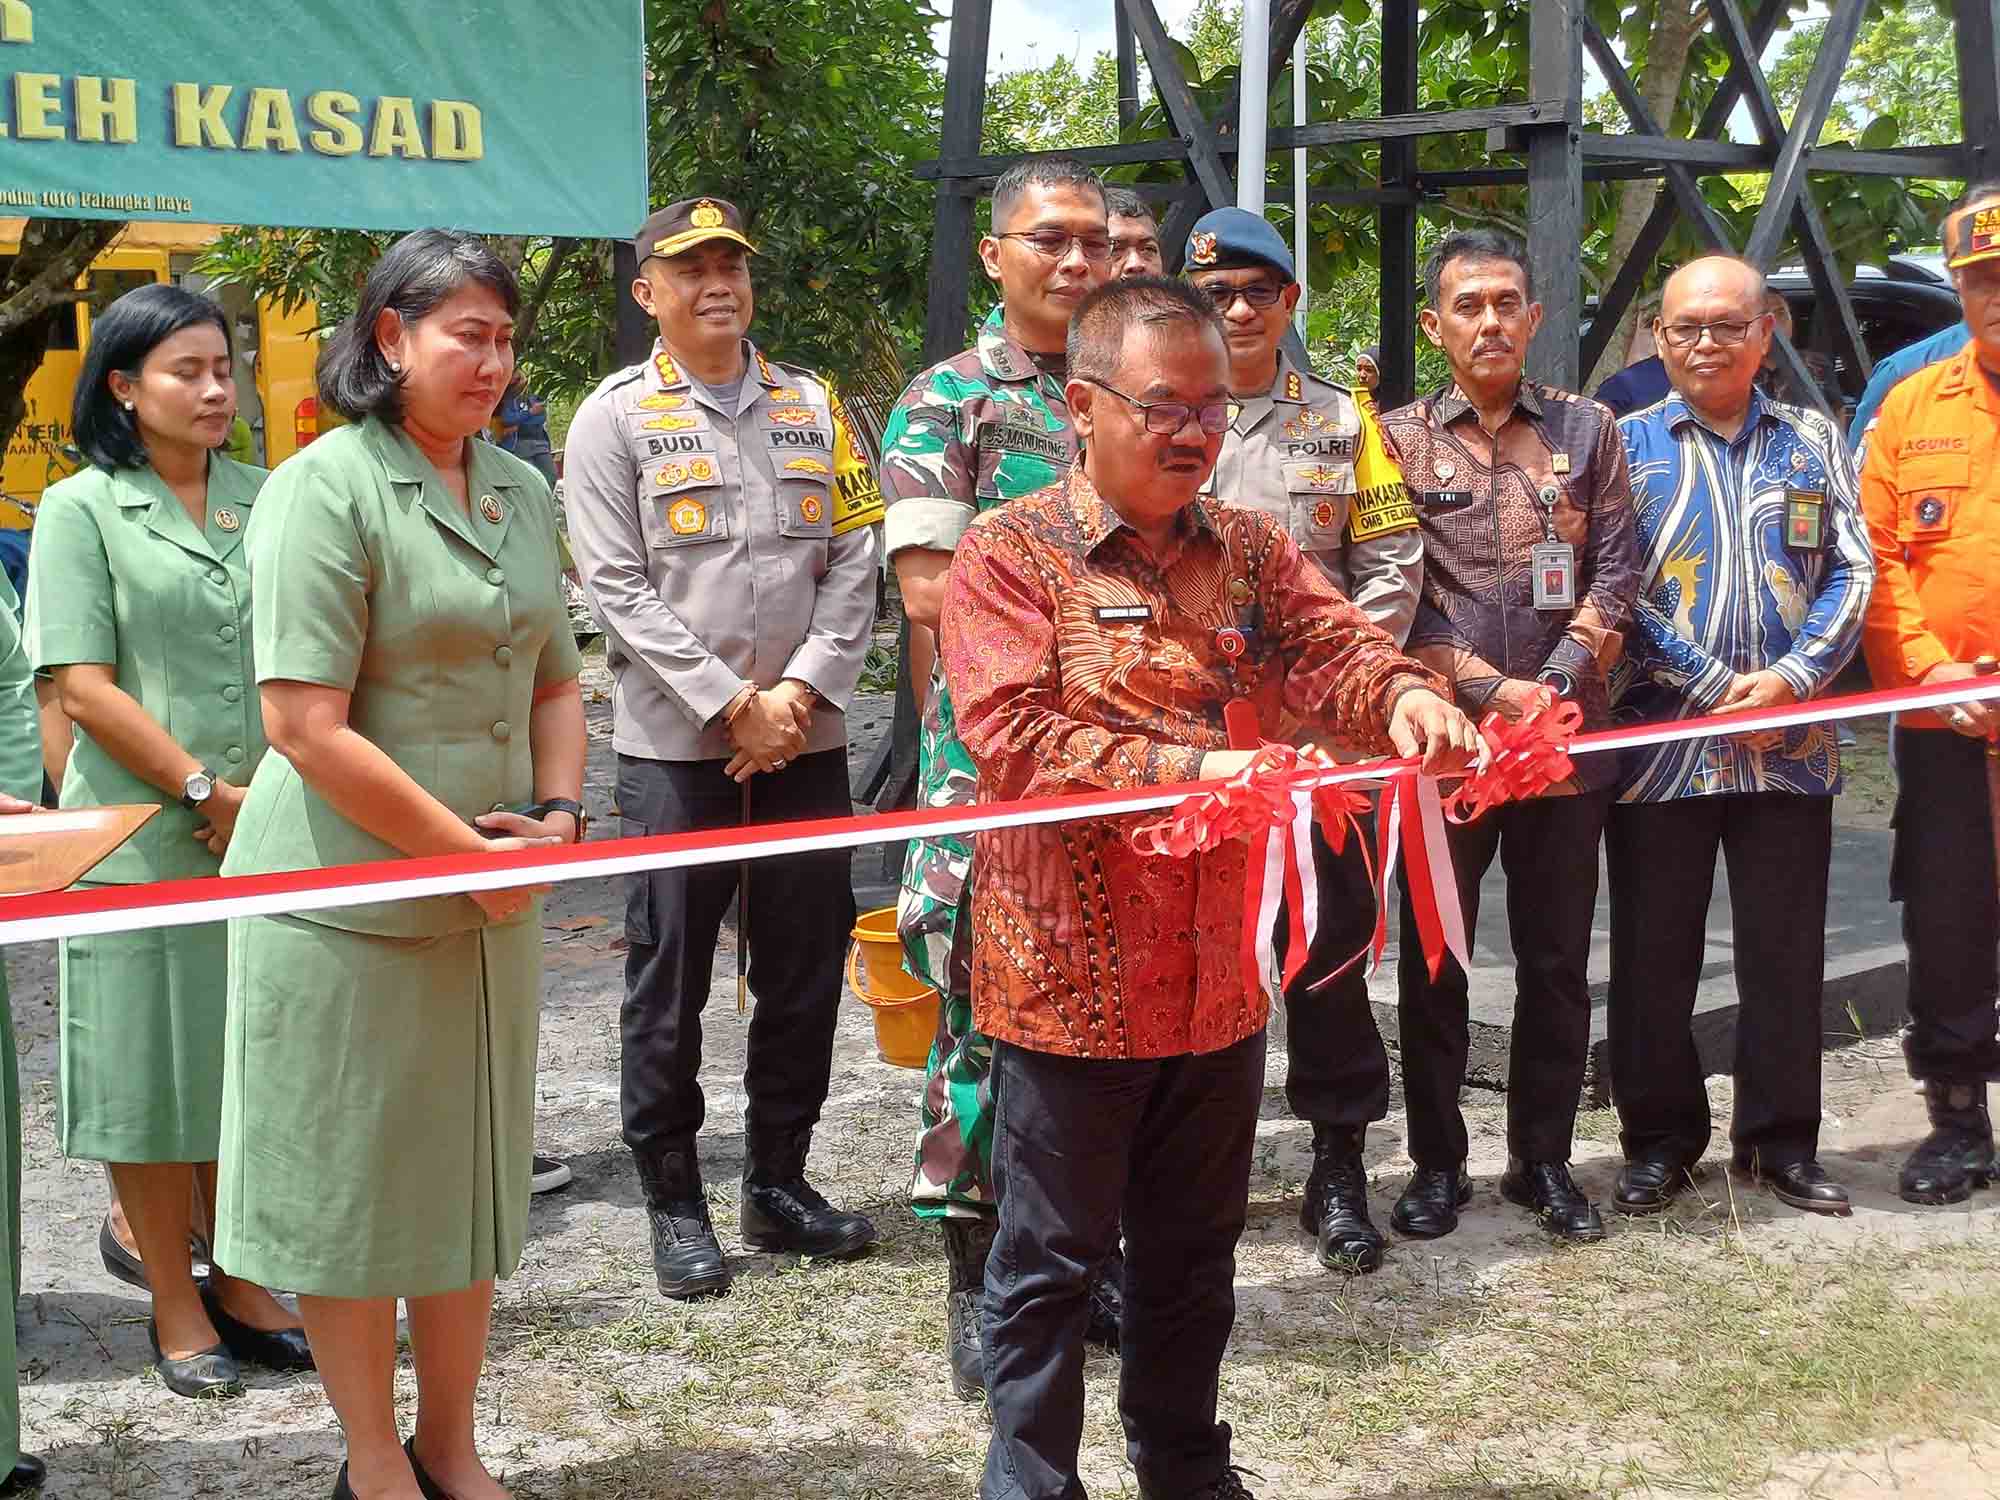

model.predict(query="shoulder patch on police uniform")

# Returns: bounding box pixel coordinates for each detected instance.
[754,349,781,387]
[1284,370,1303,402]
[654,351,684,387]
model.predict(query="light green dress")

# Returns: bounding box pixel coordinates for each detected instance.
[217,419,582,1299]
[24,459,267,1163]
[0,568,44,1474]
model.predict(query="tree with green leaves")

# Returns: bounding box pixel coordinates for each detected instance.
[0,220,125,463]
[199,0,944,401]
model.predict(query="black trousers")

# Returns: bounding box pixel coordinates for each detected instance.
[1278,817,1390,1130]
[1606,793,1831,1168]
[617,749,856,1156]
[980,1031,1266,1500]
[1891,726,2000,1082]
[1396,790,1610,1168]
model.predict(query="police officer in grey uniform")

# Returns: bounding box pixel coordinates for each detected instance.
[566,198,885,1300]
[1185,207,1425,1277]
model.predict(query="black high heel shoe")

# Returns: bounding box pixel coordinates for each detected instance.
[147,1320,241,1398]
[200,1283,314,1371]
[331,1444,453,1500]
[0,1453,46,1494]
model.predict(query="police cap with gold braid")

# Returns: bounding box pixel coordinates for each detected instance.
[634,196,759,265]
[1184,206,1295,283]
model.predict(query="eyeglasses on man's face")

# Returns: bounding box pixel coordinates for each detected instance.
[1195,279,1285,311]
[1085,378,1231,436]
[1657,315,1768,349]
[998,230,1115,264]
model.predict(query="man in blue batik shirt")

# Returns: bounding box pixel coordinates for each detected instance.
[1607,255,1874,1219]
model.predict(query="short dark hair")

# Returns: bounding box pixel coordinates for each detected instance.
[1103,187,1156,225]
[1423,228,1533,306]
[74,283,232,472]
[991,157,1105,231]
[1067,275,1224,385]
[316,229,521,424]
[1953,179,2000,214]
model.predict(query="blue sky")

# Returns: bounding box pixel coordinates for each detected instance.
[961,0,1204,80]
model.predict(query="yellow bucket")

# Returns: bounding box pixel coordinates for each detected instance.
[847,905,940,1069]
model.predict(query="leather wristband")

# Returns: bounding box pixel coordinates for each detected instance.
[531,798,587,842]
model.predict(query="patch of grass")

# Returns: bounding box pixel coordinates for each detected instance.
[1225,1227,2000,1496]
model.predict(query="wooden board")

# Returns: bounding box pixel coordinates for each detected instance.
[0,805,158,897]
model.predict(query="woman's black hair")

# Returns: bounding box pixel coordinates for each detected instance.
[315,229,522,424]
[73,283,233,472]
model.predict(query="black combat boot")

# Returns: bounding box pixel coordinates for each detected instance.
[741,1127,879,1258]
[941,1215,996,1401]
[634,1147,730,1300]
[1900,1080,1997,1205]
[1085,1244,1124,1351]
[1301,1124,1385,1274]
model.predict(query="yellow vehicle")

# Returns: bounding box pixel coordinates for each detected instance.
[0,221,327,528]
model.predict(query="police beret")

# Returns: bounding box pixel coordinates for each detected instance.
[1185,206,1295,282]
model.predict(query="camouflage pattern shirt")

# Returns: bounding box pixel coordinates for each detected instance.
[879,306,1077,992]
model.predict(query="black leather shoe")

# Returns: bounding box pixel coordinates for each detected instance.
[201,1283,314,1371]
[147,1320,242,1398]
[98,1217,212,1290]
[1303,1125,1385,1273]
[1900,1081,1997,1206]
[1085,1246,1123,1351]
[634,1148,731,1299]
[1499,1159,1607,1243]
[99,1216,147,1291]
[741,1129,877,1259]
[407,1439,453,1500]
[1612,1158,1696,1215]
[0,1454,45,1495]
[1739,1158,1850,1217]
[1390,1165,1472,1239]
[331,1462,353,1500]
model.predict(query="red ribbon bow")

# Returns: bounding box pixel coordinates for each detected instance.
[1444,688,1582,823]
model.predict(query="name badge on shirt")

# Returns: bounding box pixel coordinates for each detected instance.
[1785,489,1826,550]
[1531,541,1576,610]
[1421,490,1475,511]
[1095,604,1153,625]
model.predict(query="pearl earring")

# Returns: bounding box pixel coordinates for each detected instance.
[122,401,134,412]
[388,359,401,373]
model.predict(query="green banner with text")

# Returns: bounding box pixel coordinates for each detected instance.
[0,0,646,236]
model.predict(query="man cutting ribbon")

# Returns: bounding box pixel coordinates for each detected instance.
[937,276,1477,1500]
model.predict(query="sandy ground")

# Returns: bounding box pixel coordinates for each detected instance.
[5,669,1998,1499]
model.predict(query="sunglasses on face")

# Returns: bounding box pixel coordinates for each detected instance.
[1196,280,1285,310]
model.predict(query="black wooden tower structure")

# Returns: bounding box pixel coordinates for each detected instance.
[912,0,1998,412]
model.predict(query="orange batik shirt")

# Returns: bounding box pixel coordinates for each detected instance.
[938,467,1442,1060]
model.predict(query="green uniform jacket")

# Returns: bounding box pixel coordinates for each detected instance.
[25,457,267,880]
[223,419,583,937]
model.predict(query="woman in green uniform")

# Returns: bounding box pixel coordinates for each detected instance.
[26,285,311,1398]
[219,231,587,1500]
[0,569,49,1495]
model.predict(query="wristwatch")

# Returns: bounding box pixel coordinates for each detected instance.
[531,798,588,842]
[180,768,217,811]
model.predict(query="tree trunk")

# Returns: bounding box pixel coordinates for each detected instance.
[1585,0,1705,392]
[0,218,126,461]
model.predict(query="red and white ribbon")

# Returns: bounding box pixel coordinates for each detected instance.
[1,674,1997,949]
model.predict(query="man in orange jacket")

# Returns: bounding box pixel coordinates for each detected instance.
[1858,180,2000,1206]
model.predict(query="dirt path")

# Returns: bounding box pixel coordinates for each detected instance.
[8,669,1999,1498]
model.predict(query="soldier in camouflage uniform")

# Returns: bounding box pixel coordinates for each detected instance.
[878,157,1120,1400]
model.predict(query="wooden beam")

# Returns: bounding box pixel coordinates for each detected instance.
[1380,0,1420,409]
[913,103,1565,181]
[1711,0,1870,386]
[1119,0,1236,208]
[1956,0,2000,182]
[1525,0,1583,390]
[1581,201,1678,378]
[1114,1,1140,132]
[921,0,992,366]
[1744,0,1867,264]
[1578,14,1732,249]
